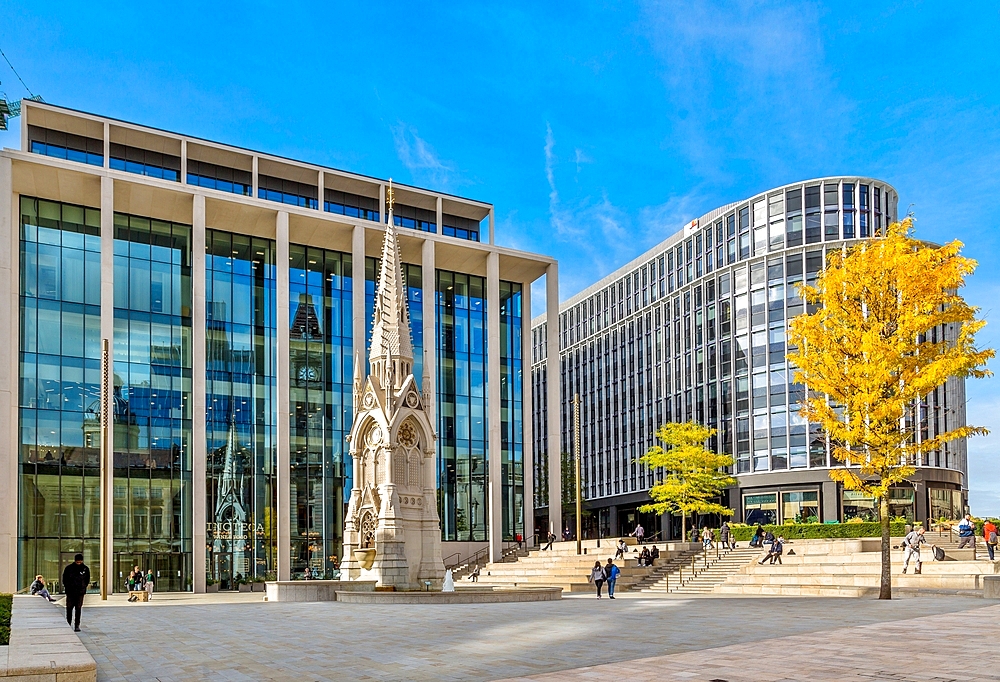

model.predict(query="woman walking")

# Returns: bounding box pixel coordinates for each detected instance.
[588,561,607,598]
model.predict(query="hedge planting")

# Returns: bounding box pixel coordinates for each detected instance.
[0,592,11,645]
[729,521,909,541]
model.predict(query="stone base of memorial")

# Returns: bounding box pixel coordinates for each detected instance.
[264,580,377,602]
[335,585,562,604]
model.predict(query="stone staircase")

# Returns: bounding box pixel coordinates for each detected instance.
[714,538,1000,597]
[473,539,702,592]
[640,546,762,594]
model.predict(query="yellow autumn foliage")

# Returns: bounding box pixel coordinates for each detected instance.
[787,217,992,498]
[787,217,992,598]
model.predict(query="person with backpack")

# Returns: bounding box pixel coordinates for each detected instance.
[957,514,976,551]
[588,560,607,598]
[902,526,927,574]
[605,558,621,599]
[983,519,998,561]
[750,524,764,548]
[720,522,732,550]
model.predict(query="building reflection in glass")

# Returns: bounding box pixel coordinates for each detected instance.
[111,212,193,591]
[289,245,352,579]
[18,197,103,591]
[437,271,487,541]
[205,230,277,588]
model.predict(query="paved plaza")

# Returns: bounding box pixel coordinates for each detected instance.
[63,592,1000,681]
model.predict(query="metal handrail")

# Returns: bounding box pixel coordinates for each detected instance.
[443,553,462,569]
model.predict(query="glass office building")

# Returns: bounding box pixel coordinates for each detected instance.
[0,101,557,593]
[531,178,970,538]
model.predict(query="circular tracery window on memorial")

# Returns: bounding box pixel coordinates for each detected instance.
[398,421,418,449]
[360,512,376,549]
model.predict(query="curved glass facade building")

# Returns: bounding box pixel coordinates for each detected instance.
[531,177,970,538]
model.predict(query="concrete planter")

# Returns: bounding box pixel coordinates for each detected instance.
[238,583,251,592]
[205,583,219,593]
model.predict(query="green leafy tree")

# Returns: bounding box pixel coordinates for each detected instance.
[639,422,736,542]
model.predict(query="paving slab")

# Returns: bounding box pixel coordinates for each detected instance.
[69,591,1000,681]
[500,601,1000,681]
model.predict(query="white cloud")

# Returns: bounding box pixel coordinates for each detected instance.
[542,123,707,300]
[638,0,850,180]
[391,123,453,189]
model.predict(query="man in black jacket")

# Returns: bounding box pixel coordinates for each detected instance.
[61,553,90,632]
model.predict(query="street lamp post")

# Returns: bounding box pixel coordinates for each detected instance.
[573,393,582,556]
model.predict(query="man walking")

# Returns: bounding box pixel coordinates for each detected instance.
[957,514,976,552]
[901,526,927,574]
[605,558,620,599]
[631,523,645,544]
[61,553,90,632]
[542,531,556,551]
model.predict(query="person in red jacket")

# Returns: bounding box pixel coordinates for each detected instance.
[984,520,998,561]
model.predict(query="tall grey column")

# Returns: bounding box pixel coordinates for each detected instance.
[545,264,562,537]
[100,176,116,589]
[0,156,17,592]
[435,197,443,237]
[276,211,291,580]
[191,194,207,592]
[822,480,839,523]
[521,281,534,546]
[487,252,502,562]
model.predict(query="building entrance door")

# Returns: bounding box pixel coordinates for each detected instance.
[115,552,190,593]
[115,552,146,593]
[214,554,234,590]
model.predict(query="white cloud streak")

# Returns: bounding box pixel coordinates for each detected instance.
[391,123,453,189]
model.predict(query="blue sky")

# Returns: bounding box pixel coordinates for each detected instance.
[3,1,999,514]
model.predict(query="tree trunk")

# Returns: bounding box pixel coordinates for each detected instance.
[681,513,687,543]
[879,495,891,600]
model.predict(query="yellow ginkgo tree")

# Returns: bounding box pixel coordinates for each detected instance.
[787,217,993,600]
[639,422,736,543]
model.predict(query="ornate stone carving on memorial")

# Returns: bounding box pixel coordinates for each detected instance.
[341,182,444,590]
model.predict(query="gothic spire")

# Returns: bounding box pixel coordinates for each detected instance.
[368,180,414,391]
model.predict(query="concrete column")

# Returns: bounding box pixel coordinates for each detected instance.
[521,281,534,546]
[822,480,839,522]
[487,252,502,563]
[435,197,442,235]
[103,122,109,170]
[276,211,291,580]
[378,185,386,224]
[317,171,324,212]
[252,156,259,199]
[420,240,435,401]
[0,156,17,592]
[488,208,495,245]
[191,194,207,592]
[352,225,366,363]
[100,176,115,590]
[180,139,188,185]
[545,264,562,537]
